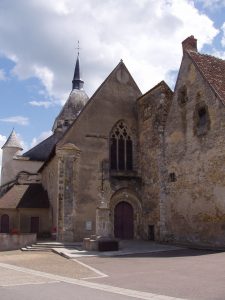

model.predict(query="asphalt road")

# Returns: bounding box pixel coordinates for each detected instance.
[0,282,137,300]
[78,249,225,300]
[0,261,180,300]
[1,248,225,300]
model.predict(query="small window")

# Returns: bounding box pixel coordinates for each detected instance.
[198,108,207,127]
[169,172,176,182]
[64,120,69,126]
[178,86,188,106]
[195,105,210,136]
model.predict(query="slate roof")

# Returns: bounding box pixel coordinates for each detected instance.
[23,132,62,161]
[0,184,49,209]
[2,130,22,150]
[188,51,225,103]
[52,88,89,131]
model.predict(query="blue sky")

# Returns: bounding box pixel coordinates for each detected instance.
[0,0,225,161]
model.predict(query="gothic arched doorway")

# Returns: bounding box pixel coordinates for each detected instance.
[114,201,134,239]
[1,214,9,233]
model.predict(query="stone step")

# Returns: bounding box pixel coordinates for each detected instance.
[21,242,83,252]
[31,244,78,249]
[21,247,52,252]
[35,242,82,247]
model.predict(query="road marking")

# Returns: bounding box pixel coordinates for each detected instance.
[71,258,108,280]
[0,262,186,300]
[0,281,59,287]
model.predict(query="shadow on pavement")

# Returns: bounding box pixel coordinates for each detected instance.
[108,248,223,258]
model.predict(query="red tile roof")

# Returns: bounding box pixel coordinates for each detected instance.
[188,51,225,104]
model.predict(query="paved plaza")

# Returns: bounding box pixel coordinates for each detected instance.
[0,242,225,299]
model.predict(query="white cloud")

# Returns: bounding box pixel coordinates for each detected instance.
[33,65,54,96]
[0,116,29,126]
[221,23,225,48]
[31,130,52,148]
[28,100,53,108]
[211,49,225,60]
[0,69,6,80]
[0,0,219,100]
[196,0,225,9]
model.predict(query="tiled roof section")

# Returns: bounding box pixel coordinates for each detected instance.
[23,132,62,161]
[0,184,49,209]
[18,184,49,208]
[2,130,22,150]
[188,51,225,103]
[0,185,28,208]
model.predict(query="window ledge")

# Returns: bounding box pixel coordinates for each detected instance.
[110,170,139,179]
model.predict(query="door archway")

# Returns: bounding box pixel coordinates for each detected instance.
[114,201,134,239]
[1,214,9,233]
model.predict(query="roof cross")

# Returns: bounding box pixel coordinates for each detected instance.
[75,40,81,56]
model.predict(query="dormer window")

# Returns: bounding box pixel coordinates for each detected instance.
[110,121,133,171]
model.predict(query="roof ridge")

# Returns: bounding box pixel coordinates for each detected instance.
[189,50,225,63]
[187,51,225,105]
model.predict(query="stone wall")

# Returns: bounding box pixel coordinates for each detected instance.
[56,62,142,241]
[137,82,172,240]
[1,156,42,186]
[0,233,36,251]
[42,156,59,229]
[0,208,51,234]
[165,51,225,248]
[19,208,51,234]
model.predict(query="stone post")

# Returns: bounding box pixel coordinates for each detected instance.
[157,93,169,241]
[96,191,111,237]
[56,143,81,242]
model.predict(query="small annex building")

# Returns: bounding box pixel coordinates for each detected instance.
[1,36,225,248]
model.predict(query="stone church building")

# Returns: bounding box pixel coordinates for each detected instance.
[1,35,225,248]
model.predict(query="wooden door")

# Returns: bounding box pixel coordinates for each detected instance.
[114,201,134,239]
[1,214,9,233]
[30,217,39,233]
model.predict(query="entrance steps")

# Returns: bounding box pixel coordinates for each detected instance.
[21,241,82,252]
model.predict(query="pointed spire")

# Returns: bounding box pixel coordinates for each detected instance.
[72,41,84,90]
[2,129,23,150]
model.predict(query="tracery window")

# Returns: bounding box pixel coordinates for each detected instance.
[110,121,133,171]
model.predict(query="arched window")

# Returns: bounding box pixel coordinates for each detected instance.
[110,121,133,171]
[1,214,9,233]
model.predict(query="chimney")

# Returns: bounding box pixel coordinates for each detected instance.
[182,35,197,53]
